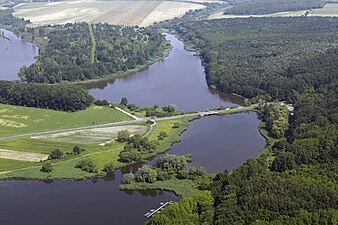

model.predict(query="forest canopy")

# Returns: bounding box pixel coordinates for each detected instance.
[172,17,338,101]
[18,23,167,83]
[0,81,94,111]
[224,0,325,15]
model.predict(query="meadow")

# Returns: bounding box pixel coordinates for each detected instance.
[13,0,205,27]
[0,104,131,138]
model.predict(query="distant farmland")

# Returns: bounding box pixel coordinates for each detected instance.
[13,0,205,27]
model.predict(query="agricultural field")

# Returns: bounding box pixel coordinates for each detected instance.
[208,3,338,19]
[13,0,205,27]
[0,104,131,138]
[309,3,338,16]
[32,125,148,145]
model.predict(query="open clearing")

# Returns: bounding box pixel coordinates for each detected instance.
[209,3,338,19]
[0,149,48,162]
[0,104,131,138]
[13,0,205,27]
[31,125,148,145]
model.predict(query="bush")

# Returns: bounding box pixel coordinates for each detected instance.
[119,149,141,163]
[123,173,135,184]
[158,131,168,140]
[94,99,109,106]
[40,162,53,173]
[176,170,188,179]
[73,146,84,155]
[102,162,115,174]
[116,130,131,142]
[49,149,64,159]
[135,165,157,183]
[157,170,171,181]
[75,159,97,173]
[173,122,180,128]
[188,166,207,180]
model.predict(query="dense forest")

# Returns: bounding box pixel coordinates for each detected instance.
[18,23,167,83]
[147,16,338,224]
[0,81,94,111]
[224,0,325,15]
[0,9,28,31]
[172,17,338,102]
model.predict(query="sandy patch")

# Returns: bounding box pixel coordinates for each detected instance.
[140,2,205,26]
[0,119,26,128]
[1,115,29,120]
[32,125,148,145]
[0,149,48,162]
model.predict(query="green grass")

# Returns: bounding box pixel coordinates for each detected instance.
[0,158,34,172]
[88,23,96,64]
[0,115,196,179]
[0,137,99,154]
[257,121,282,162]
[142,117,196,159]
[0,141,125,178]
[119,178,198,198]
[0,104,131,137]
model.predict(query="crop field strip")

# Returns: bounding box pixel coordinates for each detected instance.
[13,0,205,27]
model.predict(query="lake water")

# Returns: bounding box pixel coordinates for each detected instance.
[0,29,38,80]
[0,31,266,225]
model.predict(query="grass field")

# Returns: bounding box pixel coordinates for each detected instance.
[0,117,195,179]
[208,3,338,19]
[13,0,205,27]
[0,104,131,138]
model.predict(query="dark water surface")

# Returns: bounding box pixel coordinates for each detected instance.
[0,172,178,225]
[148,113,266,173]
[87,34,243,111]
[0,29,38,80]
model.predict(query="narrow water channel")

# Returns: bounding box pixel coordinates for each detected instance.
[0,29,38,80]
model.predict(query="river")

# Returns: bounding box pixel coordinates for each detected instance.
[87,34,243,111]
[0,29,38,80]
[0,32,265,225]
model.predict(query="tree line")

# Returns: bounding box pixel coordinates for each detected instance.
[0,81,94,111]
[224,0,325,15]
[18,23,167,83]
